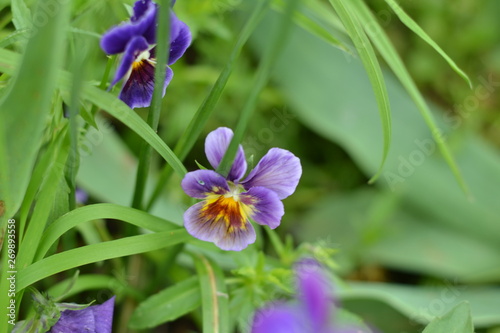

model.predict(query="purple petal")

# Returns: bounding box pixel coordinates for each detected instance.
[119,61,173,109]
[242,148,301,200]
[295,260,333,330]
[90,296,115,333]
[131,0,154,22]
[168,14,191,65]
[251,303,307,333]
[204,127,247,182]
[184,199,256,251]
[49,297,115,333]
[110,35,149,87]
[181,170,229,199]
[241,186,284,229]
[215,221,256,251]
[100,3,157,54]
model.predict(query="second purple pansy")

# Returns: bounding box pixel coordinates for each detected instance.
[100,0,191,109]
[181,127,302,251]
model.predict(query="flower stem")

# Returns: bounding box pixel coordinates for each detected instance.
[131,0,171,210]
[216,0,300,177]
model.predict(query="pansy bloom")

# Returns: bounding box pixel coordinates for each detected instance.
[49,297,115,333]
[181,127,302,251]
[100,0,191,109]
[251,260,367,333]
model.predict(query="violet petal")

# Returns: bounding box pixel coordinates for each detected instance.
[204,127,247,182]
[242,148,301,200]
[110,35,149,87]
[181,170,230,199]
[241,186,284,229]
[119,61,173,109]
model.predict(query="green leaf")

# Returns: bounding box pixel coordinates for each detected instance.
[422,302,474,333]
[349,0,469,194]
[146,0,270,210]
[129,277,201,329]
[328,0,392,183]
[35,203,179,261]
[217,0,299,177]
[11,0,32,30]
[339,283,500,328]
[0,0,69,220]
[17,229,189,291]
[383,0,472,88]
[194,255,230,333]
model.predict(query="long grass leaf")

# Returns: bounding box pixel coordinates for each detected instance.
[350,0,469,194]
[328,0,392,183]
[17,229,189,291]
[384,0,472,88]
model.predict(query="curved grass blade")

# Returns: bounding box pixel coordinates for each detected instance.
[328,0,392,184]
[350,0,469,194]
[129,277,201,329]
[194,255,229,333]
[217,0,300,176]
[145,0,270,210]
[384,0,472,88]
[35,203,179,261]
[17,229,189,291]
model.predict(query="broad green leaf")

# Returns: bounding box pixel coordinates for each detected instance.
[422,302,473,333]
[35,203,179,261]
[17,229,189,291]
[328,0,391,183]
[384,0,472,88]
[129,277,201,329]
[339,283,500,328]
[0,0,69,221]
[194,255,230,333]
[350,0,468,194]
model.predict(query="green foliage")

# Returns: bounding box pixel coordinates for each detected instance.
[0,0,498,332]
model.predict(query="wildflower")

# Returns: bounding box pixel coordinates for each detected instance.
[100,0,191,109]
[181,127,301,251]
[49,296,115,333]
[251,260,365,333]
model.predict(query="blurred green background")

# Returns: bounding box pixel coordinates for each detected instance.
[1,0,500,332]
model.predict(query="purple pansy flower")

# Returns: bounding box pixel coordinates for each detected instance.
[100,0,191,109]
[49,297,115,333]
[181,127,301,251]
[251,260,366,333]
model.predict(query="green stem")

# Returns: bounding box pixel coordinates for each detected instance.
[216,0,300,176]
[145,0,270,211]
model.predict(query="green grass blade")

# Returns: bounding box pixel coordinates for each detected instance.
[10,0,31,30]
[194,255,229,333]
[384,0,472,88]
[145,0,270,210]
[271,0,351,53]
[17,229,189,291]
[129,277,201,329]
[350,0,469,194]
[35,203,179,261]
[217,0,299,177]
[132,0,171,209]
[422,302,474,333]
[16,130,70,271]
[328,0,392,184]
